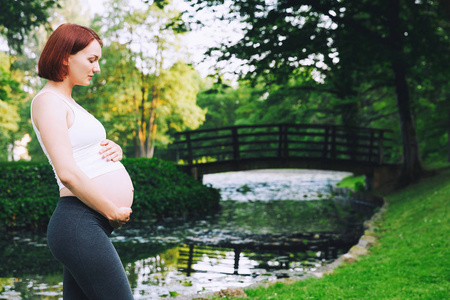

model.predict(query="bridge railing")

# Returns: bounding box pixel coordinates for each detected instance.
[171,124,393,165]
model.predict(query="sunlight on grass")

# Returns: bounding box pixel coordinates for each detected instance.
[335,175,365,191]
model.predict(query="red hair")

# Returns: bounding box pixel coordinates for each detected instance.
[38,23,103,82]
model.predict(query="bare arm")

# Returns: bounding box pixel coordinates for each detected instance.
[32,94,131,227]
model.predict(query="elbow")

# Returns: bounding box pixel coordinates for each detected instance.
[57,170,78,188]
[59,176,74,188]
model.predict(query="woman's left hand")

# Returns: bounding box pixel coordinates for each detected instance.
[99,139,123,162]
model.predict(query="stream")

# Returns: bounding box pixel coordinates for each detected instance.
[0,169,377,299]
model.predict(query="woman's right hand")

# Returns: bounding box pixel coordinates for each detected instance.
[109,207,132,229]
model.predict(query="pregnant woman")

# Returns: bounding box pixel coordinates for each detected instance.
[31,23,134,299]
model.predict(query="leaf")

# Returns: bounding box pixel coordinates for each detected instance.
[169,291,180,297]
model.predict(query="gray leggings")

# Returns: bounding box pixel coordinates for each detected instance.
[47,196,134,299]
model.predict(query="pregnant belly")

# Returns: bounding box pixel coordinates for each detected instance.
[90,168,134,208]
[60,168,134,208]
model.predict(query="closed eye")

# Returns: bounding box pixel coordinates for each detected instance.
[89,55,100,63]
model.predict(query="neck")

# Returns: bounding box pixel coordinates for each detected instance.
[43,80,74,99]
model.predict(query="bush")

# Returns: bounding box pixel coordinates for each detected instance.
[0,158,220,230]
[122,158,220,220]
[336,175,366,191]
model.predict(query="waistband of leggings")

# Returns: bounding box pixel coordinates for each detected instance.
[58,196,89,208]
[58,196,114,233]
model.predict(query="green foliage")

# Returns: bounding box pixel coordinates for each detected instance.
[0,0,58,53]
[0,53,22,159]
[0,158,220,231]
[336,175,366,192]
[122,158,220,220]
[196,80,253,129]
[159,62,206,132]
[0,161,58,229]
[196,74,340,133]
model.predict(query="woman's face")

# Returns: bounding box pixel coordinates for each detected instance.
[67,40,102,86]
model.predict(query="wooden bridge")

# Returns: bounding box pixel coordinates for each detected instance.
[170,123,401,189]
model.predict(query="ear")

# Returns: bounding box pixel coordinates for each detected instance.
[63,56,70,66]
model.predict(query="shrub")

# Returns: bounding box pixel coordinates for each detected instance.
[0,158,220,230]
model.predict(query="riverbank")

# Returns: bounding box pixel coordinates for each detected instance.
[218,168,450,299]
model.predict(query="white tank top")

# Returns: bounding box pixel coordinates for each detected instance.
[30,90,125,190]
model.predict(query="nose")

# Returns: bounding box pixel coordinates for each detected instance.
[93,62,101,73]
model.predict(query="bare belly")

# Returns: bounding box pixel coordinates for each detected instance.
[60,168,134,208]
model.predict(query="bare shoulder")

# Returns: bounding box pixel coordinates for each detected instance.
[32,91,67,112]
[32,91,69,130]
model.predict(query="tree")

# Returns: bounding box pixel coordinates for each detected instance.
[81,0,205,158]
[0,0,59,160]
[0,52,23,160]
[0,0,58,53]
[195,0,450,184]
[196,78,253,129]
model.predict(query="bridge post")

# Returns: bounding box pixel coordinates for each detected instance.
[232,127,240,160]
[378,131,384,164]
[323,126,330,158]
[278,124,288,158]
[186,132,193,165]
[331,126,337,160]
[369,131,375,162]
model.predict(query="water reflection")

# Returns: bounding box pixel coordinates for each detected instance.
[0,170,376,299]
[121,241,348,299]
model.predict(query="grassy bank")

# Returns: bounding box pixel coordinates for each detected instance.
[226,169,450,299]
[335,174,365,191]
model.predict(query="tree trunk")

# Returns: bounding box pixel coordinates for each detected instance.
[392,61,423,182]
[327,51,359,160]
[145,80,158,158]
[132,130,140,158]
[145,36,163,158]
[146,126,156,158]
[448,108,450,162]
[132,93,145,157]
[388,0,423,184]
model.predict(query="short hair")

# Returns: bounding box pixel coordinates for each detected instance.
[38,23,103,82]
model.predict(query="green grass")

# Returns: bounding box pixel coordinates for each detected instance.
[335,175,366,191]
[423,160,450,170]
[219,169,450,299]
